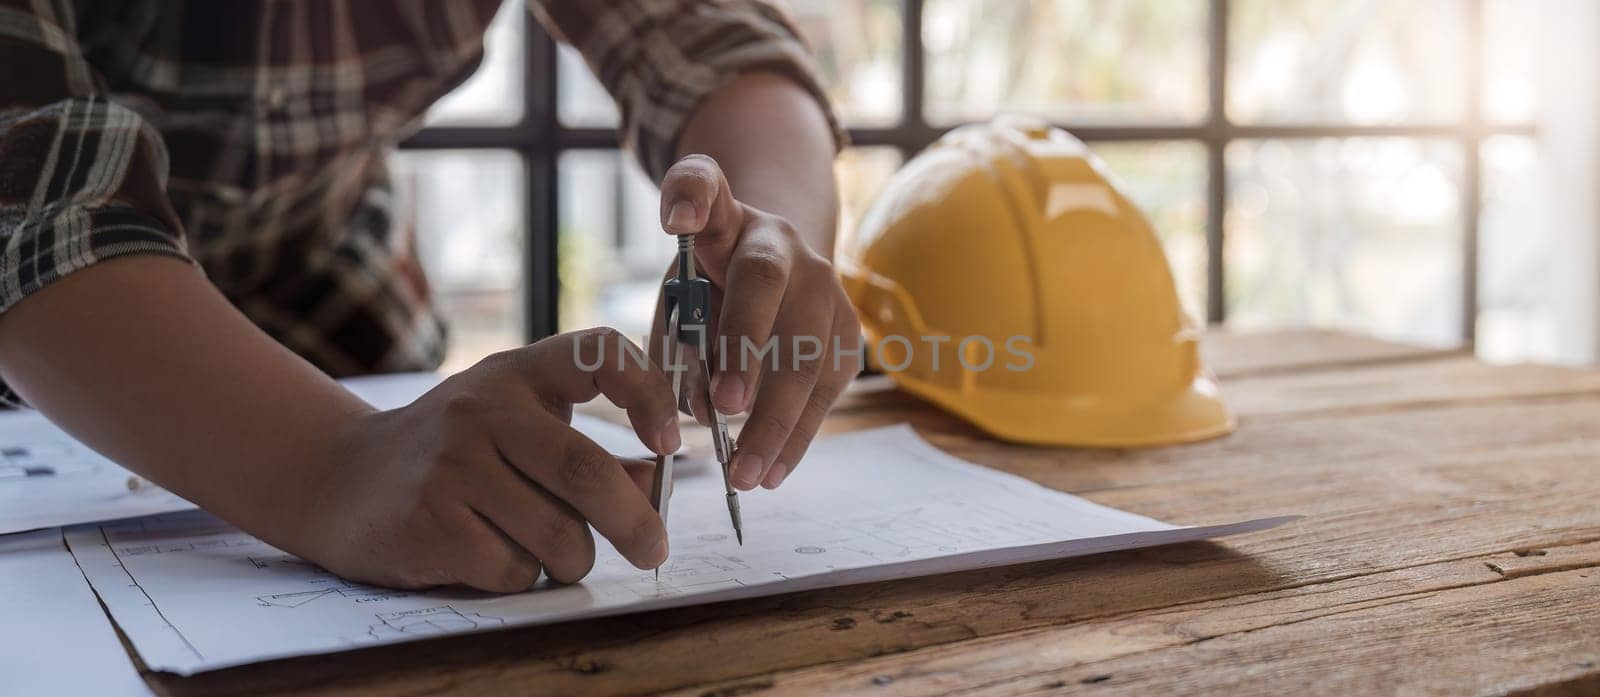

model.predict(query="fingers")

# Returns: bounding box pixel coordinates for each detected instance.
[619,457,658,494]
[446,507,546,593]
[727,284,834,490]
[767,301,861,488]
[493,409,669,570]
[762,380,834,488]
[468,461,597,584]
[659,154,745,284]
[508,329,681,456]
[712,219,794,414]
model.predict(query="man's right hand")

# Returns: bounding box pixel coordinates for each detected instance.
[298,329,681,592]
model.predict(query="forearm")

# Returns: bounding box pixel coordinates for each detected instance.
[677,71,840,258]
[0,257,371,546]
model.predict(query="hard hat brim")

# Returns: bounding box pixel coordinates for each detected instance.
[891,371,1237,449]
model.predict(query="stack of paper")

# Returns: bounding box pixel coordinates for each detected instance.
[0,530,153,696]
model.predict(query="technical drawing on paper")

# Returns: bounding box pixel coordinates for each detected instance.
[367,607,505,639]
[258,584,411,608]
[64,425,1296,676]
[244,553,413,607]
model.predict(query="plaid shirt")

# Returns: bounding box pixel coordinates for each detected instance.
[0,0,839,376]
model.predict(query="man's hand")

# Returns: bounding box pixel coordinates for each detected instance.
[650,154,861,492]
[300,329,680,592]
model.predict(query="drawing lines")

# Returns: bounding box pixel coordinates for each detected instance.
[256,584,410,608]
[366,607,504,639]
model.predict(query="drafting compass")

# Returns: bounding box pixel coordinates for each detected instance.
[650,234,743,577]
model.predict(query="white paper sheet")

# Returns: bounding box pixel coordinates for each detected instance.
[0,529,154,696]
[0,372,657,534]
[65,424,1296,675]
[0,410,193,535]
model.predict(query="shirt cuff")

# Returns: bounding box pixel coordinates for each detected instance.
[604,2,850,181]
[0,204,194,316]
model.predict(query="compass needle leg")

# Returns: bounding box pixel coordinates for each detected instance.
[655,232,746,563]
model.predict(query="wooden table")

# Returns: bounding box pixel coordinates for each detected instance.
[152,330,1600,696]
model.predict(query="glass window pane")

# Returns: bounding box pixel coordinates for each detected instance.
[787,0,904,126]
[560,2,902,128]
[924,0,1208,125]
[558,45,621,128]
[1483,0,1538,124]
[1225,138,1463,346]
[1228,0,1468,124]
[1478,135,1557,362]
[835,146,904,255]
[390,150,527,372]
[558,152,669,338]
[424,2,524,127]
[1088,141,1209,320]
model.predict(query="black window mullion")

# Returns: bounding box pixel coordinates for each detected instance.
[1205,0,1230,325]
[525,10,560,342]
[901,0,936,160]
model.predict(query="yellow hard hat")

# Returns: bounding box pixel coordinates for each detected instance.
[838,118,1234,447]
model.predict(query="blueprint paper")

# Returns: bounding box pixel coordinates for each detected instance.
[65,424,1296,675]
[0,529,155,696]
[0,372,656,534]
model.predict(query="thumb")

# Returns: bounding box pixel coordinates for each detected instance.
[660,154,744,281]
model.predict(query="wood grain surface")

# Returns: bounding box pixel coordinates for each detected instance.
[142,331,1600,696]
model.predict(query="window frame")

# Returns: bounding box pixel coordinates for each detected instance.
[398,0,1536,346]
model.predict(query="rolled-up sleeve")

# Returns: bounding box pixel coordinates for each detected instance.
[531,0,846,181]
[0,0,188,315]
